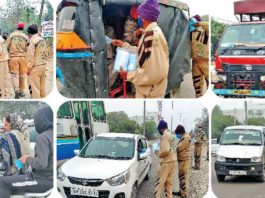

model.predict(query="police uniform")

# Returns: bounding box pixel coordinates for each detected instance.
[194,130,207,169]
[155,129,177,198]
[27,34,48,99]
[177,132,192,197]
[6,30,29,97]
[0,35,9,98]
[191,22,209,98]
[127,22,169,98]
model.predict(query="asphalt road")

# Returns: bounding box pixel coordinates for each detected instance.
[137,140,209,198]
[211,157,265,198]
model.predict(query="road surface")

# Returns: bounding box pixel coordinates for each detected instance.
[211,157,265,198]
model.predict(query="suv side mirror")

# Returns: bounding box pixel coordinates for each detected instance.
[139,153,147,160]
[74,150,80,156]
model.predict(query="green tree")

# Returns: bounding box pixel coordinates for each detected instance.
[247,117,265,126]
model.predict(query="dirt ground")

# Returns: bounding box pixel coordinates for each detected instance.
[3,57,53,99]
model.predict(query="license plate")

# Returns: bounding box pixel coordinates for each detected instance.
[229,170,247,175]
[233,90,251,95]
[70,187,99,197]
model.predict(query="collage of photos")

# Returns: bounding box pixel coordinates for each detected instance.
[0,0,264,198]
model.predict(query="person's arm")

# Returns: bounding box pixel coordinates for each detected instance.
[27,40,35,71]
[158,134,170,158]
[127,33,169,86]
[177,136,190,153]
[0,41,3,56]
[26,135,49,170]
[6,36,11,51]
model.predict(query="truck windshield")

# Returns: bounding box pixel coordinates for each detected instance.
[220,129,262,145]
[80,137,135,160]
[220,24,265,48]
[57,6,77,32]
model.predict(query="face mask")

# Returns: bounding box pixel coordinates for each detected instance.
[138,17,143,28]
[190,18,197,32]
[176,134,183,139]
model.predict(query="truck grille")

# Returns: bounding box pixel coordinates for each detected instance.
[68,177,104,187]
[63,187,110,198]
[222,63,265,73]
[225,158,251,163]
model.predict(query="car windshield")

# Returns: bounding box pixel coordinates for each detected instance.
[80,136,135,160]
[220,129,262,145]
[220,24,265,48]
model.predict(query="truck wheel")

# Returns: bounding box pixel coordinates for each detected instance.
[257,174,264,182]
[217,174,225,182]
[130,184,137,198]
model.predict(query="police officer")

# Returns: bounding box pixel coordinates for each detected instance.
[191,15,209,98]
[0,29,9,98]
[193,125,207,170]
[174,125,191,198]
[6,22,29,99]
[155,120,177,198]
[27,24,48,99]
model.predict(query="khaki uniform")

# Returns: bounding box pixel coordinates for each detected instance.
[177,133,192,197]
[194,131,207,169]
[155,129,177,198]
[27,34,48,99]
[191,22,209,98]
[0,36,9,98]
[6,30,29,94]
[127,22,169,98]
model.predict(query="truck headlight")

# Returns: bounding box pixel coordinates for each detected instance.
[106,170,130,186]
[57,167,66,181]
[260,76,265,81]
[217,74,227,82]
[216,155,226,162]
[251,157,262,163]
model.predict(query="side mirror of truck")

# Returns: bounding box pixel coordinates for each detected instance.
[74,150,80,156]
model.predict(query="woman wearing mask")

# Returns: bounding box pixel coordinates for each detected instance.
[174,125,192,198]
[0,113,30,175]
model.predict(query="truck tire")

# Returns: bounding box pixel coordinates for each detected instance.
[257,174,264,182]
[217,174,225,182]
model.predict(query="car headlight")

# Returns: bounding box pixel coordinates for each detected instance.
[251,156,262,163]
[217,74,227,82]
[260,76,265,81]
[216,155,226,162]
[57,167,66,181]
[106,170,130,186]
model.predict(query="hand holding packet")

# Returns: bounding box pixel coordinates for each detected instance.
[113,47,137,72]
[15,159,24,171]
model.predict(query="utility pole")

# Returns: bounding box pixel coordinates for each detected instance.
[233,108,236,125]
[244,101,248,125]
[143,101,146,137]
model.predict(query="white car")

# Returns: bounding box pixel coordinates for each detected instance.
[57,133,152,198]
[211,138,219,156]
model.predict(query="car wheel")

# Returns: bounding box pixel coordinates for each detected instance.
[217,174,225,182]
[130,184,137,198]
[257,173,264,182]
[144,165,151,181]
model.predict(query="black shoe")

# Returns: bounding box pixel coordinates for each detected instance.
[15,91,20,99]
[19,91,26,97]
[173,191,181,196]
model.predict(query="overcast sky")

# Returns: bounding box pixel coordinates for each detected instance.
[104,100,205,132]
[218,101,265,111]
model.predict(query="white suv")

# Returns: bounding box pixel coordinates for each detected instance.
[57,133,152,198]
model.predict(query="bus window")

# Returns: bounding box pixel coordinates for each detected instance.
[91,101,106,122]
[73,102,81,124]
[57,6,77,32]
[58,102,72,118]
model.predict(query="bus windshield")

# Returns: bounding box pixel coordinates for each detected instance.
[220,129,262,146]
[220,24,265,48]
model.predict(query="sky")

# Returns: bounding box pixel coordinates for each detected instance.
[218,101,265,111]
[104,100,205,132]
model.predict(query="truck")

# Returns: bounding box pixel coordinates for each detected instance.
[57,101,109,161]
[215,125,265,182]
[213,0,265,98]
[56,0,191,98]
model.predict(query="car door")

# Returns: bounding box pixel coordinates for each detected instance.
[137,138,149,184]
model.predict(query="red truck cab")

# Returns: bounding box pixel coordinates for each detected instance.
[213,0,265,97]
